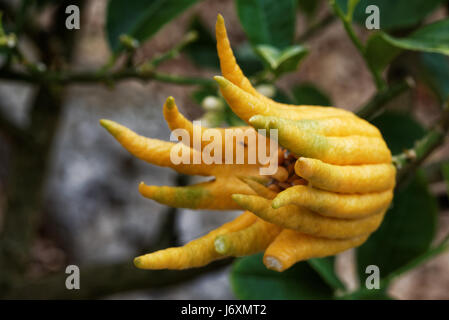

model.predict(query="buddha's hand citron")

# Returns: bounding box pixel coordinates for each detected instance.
[100,14,395,272]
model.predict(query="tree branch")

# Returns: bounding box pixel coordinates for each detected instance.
[5,258,233,299]
[329,0,386,91]
[356,79,412,120]
[0,68,214,86]
[150,31,198,68]
[394,101,449,186]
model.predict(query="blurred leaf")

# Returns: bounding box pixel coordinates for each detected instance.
[381,18,449,56]
[184,21,265,75]
[357,112,436,283]
[231,253,334,299]
[106,0,199,52]
[365,33,402,73]
[356,170,437,284]
[418,53,449,103]
[224,107,247,126]
[273,87,293,104]
[336,0,446,30]
[308,257,346,290]
[235,43,265,77]
[371,111,426,154]
[255,44,308,76]
[185,16,220,69]
[292,83,332,106]
[346,288,394,300]
[235,0,297,48]
[191,85,218,104]
[346,0,361,21]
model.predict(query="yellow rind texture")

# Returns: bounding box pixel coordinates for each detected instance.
[264,230,369,272]
[134,211,257,270]
[98,14,397,273]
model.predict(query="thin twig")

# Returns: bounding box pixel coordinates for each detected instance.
[329,0,386,90]
[356,79,412,120]
[150,31,198,67]
[0,68,214,86]
[297,13,336,43]
[340,233,449,299]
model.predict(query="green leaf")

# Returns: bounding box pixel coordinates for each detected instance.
[308,257,346,290]
[356,170,437,284]
[106,0,199,52]
[344,288,394,300]
[224,107,247,126]
[185,16,220,70]
[381,18,449,56]
[231,253,334,299]
[371,111,426,154]
[336,0,446,30]
[234,43,265,77]
[356,112,436,283]
[365,33,402,73]
[235,0,297,48]
[346,0,361,21]
[291,83,332,106]
[418,53,449,103]
[255,44,308,76]
[191,85,218,105]
[273,87,293,104]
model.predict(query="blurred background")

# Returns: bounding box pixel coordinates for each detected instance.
[0,0,449,299]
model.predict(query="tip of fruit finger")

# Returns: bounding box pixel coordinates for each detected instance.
[231,193,246,204]
[133,256,144,269]
[99,119,120,137]
[165,96,176,109]
[213,75,228,88]
[264,256,283,272]
[271,198,282,209]
[214,235,228,254]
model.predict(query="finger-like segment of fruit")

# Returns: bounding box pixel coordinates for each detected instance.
[139,177,256,210]
[134,211,257,270]
[249,115,381,138]
[250,116,391,165]
[163,96,255,156]
[272,185,393,219]
[214,219,282,256]
[214,76,353,123]
[295,157,396,193]
[100,119,215,176]
[264,230,369,272]
[216,14,259,97]
[163,96,196,137]
[231,194,385,239]
[238,177,278,200]
[216,14,351,114]
[270,166,288,182]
